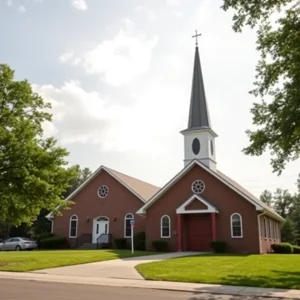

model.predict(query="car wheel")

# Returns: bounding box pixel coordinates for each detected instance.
[15,245,21,251]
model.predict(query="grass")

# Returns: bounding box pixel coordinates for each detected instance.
[0,249,156,272]
[136,254,300,290]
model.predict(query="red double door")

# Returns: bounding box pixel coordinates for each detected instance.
[185,214,212,251]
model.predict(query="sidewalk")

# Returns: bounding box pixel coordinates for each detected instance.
[0,271,299,299]
[32,252,202,280]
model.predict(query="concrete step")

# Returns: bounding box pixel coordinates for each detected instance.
[79,243,98,249]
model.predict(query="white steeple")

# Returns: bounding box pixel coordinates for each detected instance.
[180,36,217,171]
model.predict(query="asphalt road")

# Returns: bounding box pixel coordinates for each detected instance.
[0,279,288,300]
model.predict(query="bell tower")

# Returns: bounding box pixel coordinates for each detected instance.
[180,31,217,171]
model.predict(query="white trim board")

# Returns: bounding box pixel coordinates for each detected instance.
[176,194,219,214]
[46,165,146,219]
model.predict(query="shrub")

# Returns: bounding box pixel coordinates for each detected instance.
[271,242,293,254]
[35,232,54,248]
[134,231,145,251]
[211,240,227,253]
[292,245,300,254]
[152,240,168,252]
[114,238,127,249]
[40,236,68,249]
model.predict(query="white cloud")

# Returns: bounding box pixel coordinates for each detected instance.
[59,51,74,63]
[135,6,156,20]
[6,0,12,6]
[18,5,26,13]
[33,81,110,144]
[71,0,87,11]
[166,0,181,7]
[67,26,159,87]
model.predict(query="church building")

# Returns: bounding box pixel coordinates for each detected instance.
[47,40,284,254]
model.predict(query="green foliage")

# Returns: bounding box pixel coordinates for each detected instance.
[222,0,300,174]
[39,236,68,249]
[259,184,300,244]
[63,165,92,198]
[0,64,77,226]
[35,232,54,248]
[271,242,293,253]
[293,245,300,253]
[134,231,146,251]
[152,240,168,252]
[281,217,299,244]
[260,190,273,206]
[114,238,127,249]
[210,240,227,253]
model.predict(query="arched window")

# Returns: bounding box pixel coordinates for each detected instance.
[230,213,243,238]
[124,213,134,238]
[69,215,78,238]
[161,215,171,238]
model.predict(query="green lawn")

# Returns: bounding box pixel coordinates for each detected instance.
[0,249,156,272]
[136,254,300,289]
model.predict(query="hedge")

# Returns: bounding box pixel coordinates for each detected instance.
[134,231,146,251]
[271,243,293,254]
[114,238,127,249]
[35,232,54,248]
[152,240,168,252]
[293,245,300,254]
[211,240,227,253]
[39,236,68,249]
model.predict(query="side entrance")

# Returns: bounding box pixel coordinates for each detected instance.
[92,216,109,243]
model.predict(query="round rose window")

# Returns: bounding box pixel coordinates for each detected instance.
[191,180,205,194]
[98,185,109,198]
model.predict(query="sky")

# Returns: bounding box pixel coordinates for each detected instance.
[1,0,300,198]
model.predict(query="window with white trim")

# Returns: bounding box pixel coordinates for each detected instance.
[263,217,268,238]
[230,213,243,238]
[270,219,274,239]
[124,213,134,238]
[161,215,171,238]
[69,215,78,238]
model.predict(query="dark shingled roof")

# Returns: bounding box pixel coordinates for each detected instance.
[187,46,211,130]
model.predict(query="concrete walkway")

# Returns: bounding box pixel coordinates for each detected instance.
[33,252,201,280]
[0,271,299,299]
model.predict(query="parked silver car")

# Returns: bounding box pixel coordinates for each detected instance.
[0,237,38,251]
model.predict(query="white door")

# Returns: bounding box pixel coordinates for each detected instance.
[93,217,109,243]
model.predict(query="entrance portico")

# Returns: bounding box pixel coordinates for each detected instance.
[176,194,218,251]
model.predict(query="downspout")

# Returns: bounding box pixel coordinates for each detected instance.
[257,211,267,254]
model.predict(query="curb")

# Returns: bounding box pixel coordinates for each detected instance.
[0,272,299,299]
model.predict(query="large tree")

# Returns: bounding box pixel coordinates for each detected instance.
[222,0,300,174]
[0,64,76,226]
[63,165,93,198]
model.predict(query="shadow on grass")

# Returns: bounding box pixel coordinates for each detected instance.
[218,270,300,290]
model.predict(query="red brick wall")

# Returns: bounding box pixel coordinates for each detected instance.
[145,164,260,253]
[185,199,207,210]
[52,170,146,247]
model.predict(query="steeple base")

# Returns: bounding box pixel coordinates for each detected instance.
[184,158,217,171]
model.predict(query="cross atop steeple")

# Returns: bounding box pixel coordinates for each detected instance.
[192,30,201,47]
[180,32,218,170]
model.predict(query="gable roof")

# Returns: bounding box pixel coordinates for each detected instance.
[105,167,160,201]
[46,165,160,219]
[137,159,284,222]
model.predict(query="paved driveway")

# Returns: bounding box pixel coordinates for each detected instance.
[33,252,201,279]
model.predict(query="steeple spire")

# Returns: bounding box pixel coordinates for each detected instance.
[180,31,217,170]
[188,34,211,130]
